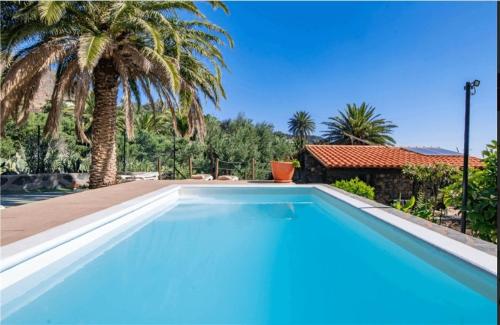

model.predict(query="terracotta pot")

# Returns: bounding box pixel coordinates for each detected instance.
[271,161,295,183]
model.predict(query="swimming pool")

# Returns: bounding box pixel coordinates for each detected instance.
[1,185,496,323]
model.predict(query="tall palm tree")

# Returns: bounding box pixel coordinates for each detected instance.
[288,111,315,150]
[322,103,397,145]
[1,1,231,188]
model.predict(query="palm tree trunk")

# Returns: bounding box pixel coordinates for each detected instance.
[89,58,119,188]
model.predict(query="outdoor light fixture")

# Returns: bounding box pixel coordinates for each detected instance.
[460,80,480,233]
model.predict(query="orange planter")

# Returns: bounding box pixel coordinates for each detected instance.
[271,161,295,183]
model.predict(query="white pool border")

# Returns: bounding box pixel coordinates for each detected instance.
[0,183,496,296]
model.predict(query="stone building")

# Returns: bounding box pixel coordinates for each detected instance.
[302,145,483,204]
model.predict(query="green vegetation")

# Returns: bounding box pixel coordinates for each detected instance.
[322,103,397,145]
[394,142,498,243]
[412,192,434,220]
[1,1,231,188]
[392,195,415,213]
[1,110,296,180]
[394,164,459,223]
[1,109,90,174]
[332,177,375,200]
[402,163,459,210]
[288,111,316,151]
[392,193,433,220]
[442,140,497,243]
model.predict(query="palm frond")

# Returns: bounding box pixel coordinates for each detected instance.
[322,103,397,145]
[115,56,134,140]
[1,38,76,133]
[44,61,79,138]
[38,1,67,25]
[142,47,180,92]
[74,71,92,144]
[78,33,110,71]
[207,1,230,14]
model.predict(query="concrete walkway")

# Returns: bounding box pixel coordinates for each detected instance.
[1,180,260,246]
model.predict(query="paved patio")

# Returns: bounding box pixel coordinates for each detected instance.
[1,190,80,208]
[1,180,261,246]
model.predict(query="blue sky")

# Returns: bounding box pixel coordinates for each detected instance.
[200,1,496,156]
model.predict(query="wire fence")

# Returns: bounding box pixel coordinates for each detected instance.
[118,131,272,180]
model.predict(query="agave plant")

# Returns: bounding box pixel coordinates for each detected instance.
[1,1,232,188]
[322,103,397,145]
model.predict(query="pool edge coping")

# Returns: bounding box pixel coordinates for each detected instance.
[0,183,496,279]
[313,184,496,275]
[321,184,497,257]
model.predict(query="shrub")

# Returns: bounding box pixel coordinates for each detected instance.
[333,177,375,200]
[412,192,434,220]
[442,140,497,243]
[402,163,459,208]
[392,194,415,213]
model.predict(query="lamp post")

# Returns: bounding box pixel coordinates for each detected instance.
[460,80,480,233]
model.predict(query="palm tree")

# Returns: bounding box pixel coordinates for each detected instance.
[288,111,316,150]
[322,103,397,145]
[1,1,231,188]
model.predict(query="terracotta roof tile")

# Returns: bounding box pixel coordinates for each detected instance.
[305,145,483,169]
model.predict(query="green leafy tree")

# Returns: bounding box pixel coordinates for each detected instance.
[114,113,296,180]
[442,141,497,242]
[200,114,295,179]
[1,1,231,188]
[288,111,316,150]
[322,103,397,145]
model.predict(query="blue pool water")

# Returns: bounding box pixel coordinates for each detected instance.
[2,188,496,324]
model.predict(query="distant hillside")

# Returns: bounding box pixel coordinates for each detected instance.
[30,70,55,112]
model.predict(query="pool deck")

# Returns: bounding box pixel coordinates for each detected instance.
[0,180,266,246]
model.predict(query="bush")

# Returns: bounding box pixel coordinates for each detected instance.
[412,191,434,220]
[402,163,459,208]
[333,177,375,200]
[392,194,415,213]
[442,140,497,243]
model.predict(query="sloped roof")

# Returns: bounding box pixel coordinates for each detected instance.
[305,145,483,169]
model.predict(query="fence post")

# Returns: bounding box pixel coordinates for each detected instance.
[188,157,193,178]
[122,130,127,173]
[215,158,219,179]
[251,158,256,180]
[172,130,176,180]
[36,125,41,173]
[157,157,161,180]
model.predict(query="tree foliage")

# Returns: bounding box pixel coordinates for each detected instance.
[402,163,459,208]
[1,1,232,187]
[322,103,397,145]
[1,1,232,140]
[442,141,497,243]
[1,107,91,174]
[288,111,315,150]
[2,111,295,180]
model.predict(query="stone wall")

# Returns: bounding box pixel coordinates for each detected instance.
[1,173,89,192]
[302,151,413,204]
